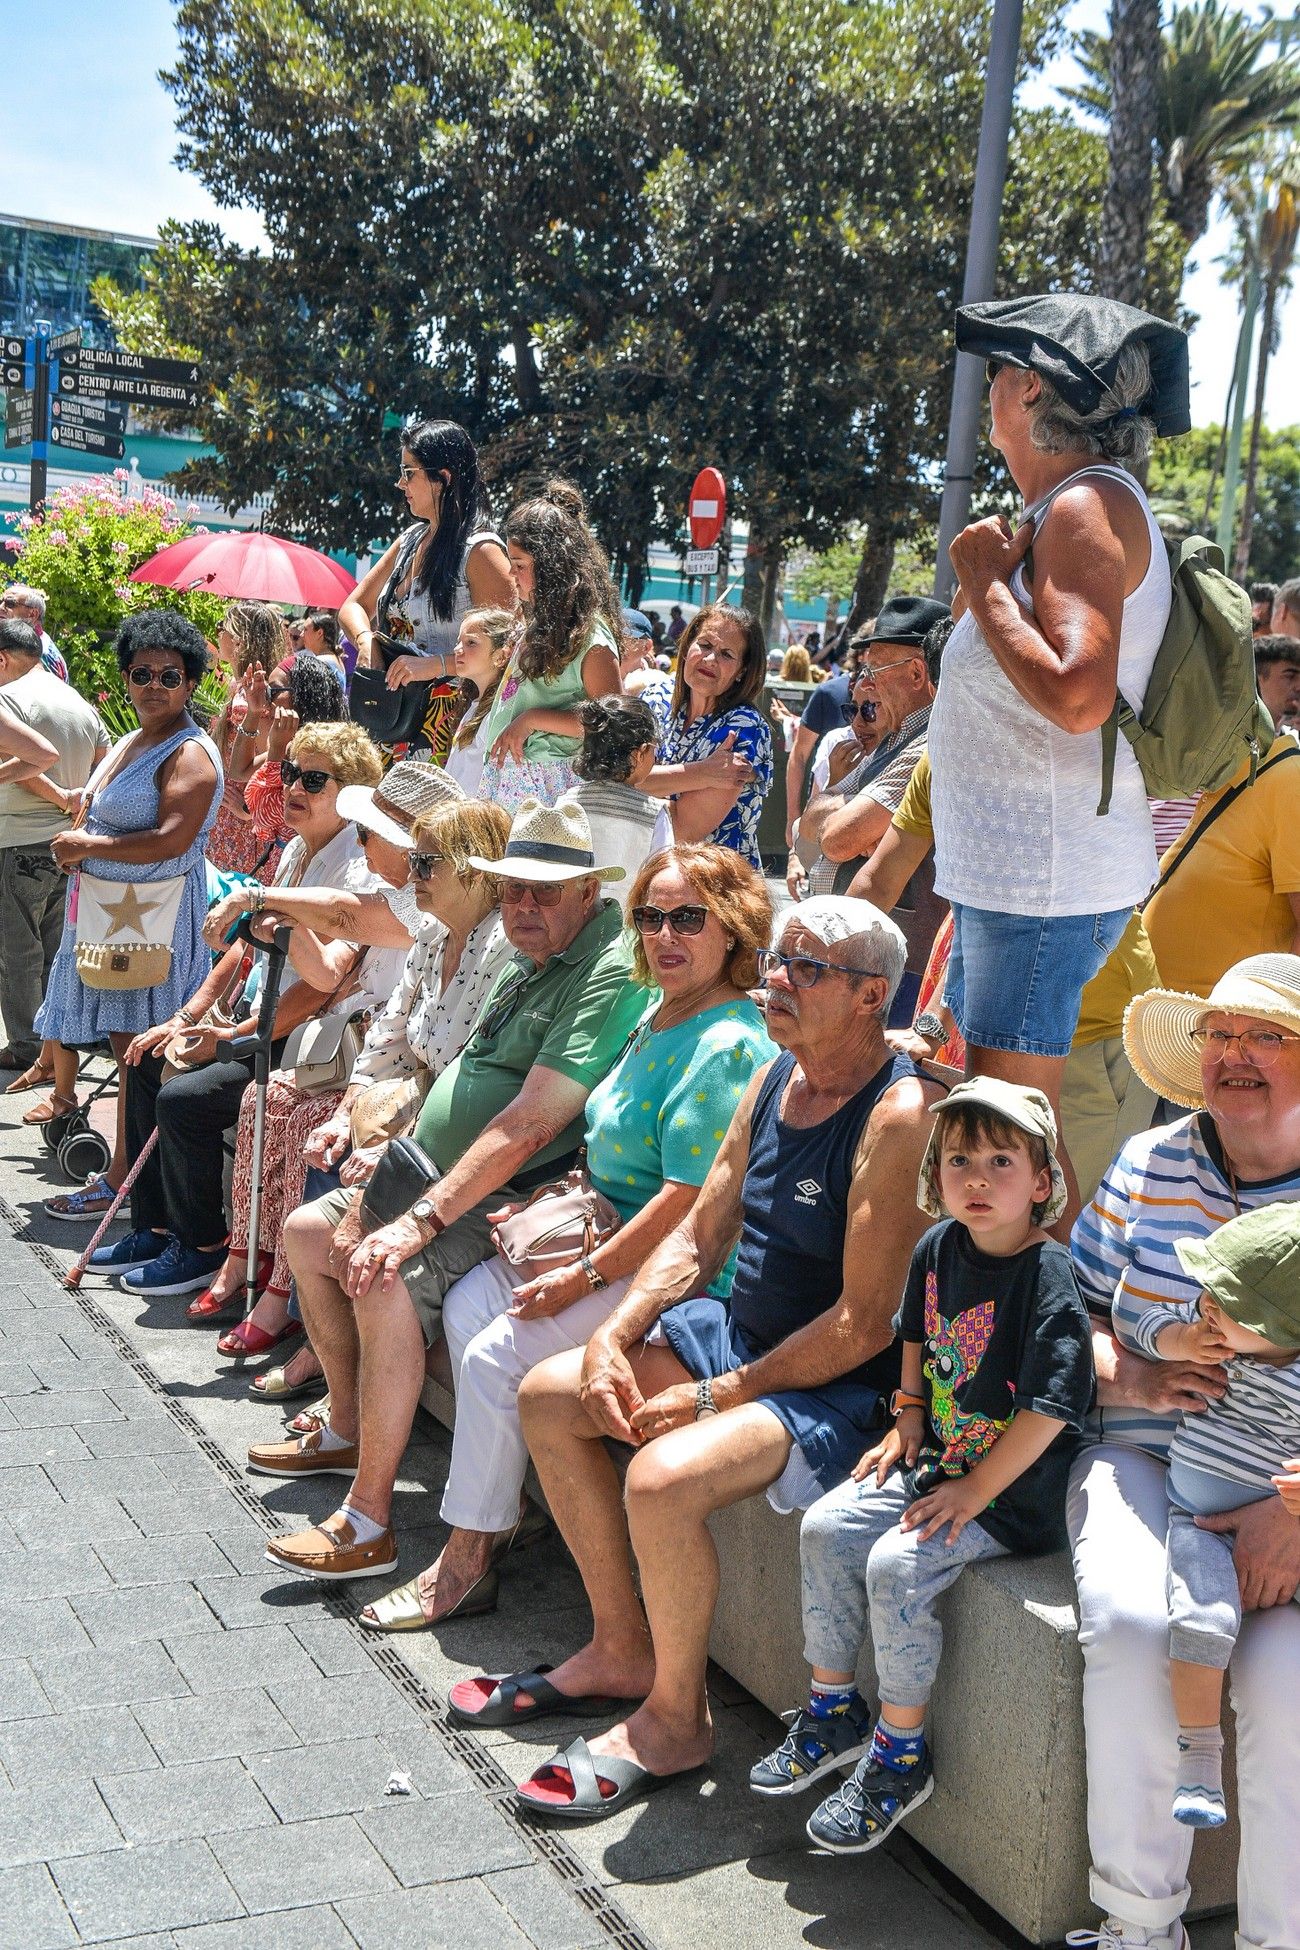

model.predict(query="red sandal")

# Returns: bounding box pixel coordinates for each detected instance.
[186,1252,273,1324]
[216,1313,303,1361]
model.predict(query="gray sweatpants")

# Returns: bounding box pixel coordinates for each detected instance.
[0,845,65,1063]
[1166,1505,1245,1670]
[801,1470,1007,1710]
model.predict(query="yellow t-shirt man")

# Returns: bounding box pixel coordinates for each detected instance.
[1144,736,1300,998]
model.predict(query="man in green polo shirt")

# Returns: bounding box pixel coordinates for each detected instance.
[252,800,645,1584]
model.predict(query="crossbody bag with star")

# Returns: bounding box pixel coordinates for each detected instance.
[69,746,189,992]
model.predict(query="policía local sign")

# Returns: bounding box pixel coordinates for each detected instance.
[56,347,202,386]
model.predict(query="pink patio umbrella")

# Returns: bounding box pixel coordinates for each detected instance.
[129,529,357,607]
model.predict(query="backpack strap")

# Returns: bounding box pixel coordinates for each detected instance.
[1146,745,1300,903]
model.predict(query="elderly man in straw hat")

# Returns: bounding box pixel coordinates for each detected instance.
[1068,953,1300,1950]
[446,897,943,1820]
[254,799,645,1583]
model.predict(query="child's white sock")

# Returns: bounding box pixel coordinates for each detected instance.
[1172,1723,1225,1828]
[337,1501,386,1546]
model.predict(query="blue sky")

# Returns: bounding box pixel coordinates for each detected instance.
[1,0,1293,429]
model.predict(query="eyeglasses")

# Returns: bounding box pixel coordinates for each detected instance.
[631,904,708,937]
[985,359,1006,385]
[267,683,291,702]
[499,877,566,907]
[855,699,877,723]
[396,464,423,483]
[757,948,873,989]
[860,654,918,682]
[407,850,447,881]
[280,760,333,794]
[355,825,373,845]
[1190,1025,1300,1067]
[127,666,186,690]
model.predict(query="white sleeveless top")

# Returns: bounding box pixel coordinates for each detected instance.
[928,464,1170,918]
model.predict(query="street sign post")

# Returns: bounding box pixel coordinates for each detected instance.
[684,548,719,578]
[56,347,202,386]
[687,467,727,605]
[51,396,127,433]
[4,392,34,451]
[56,370,201,411]
[50,422,125,460]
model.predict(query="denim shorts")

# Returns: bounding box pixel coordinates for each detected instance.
[947,902,1131,1058]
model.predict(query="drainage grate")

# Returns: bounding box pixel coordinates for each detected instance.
[4,1201,657,1950]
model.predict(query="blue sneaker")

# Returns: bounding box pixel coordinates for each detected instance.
[750,1695,874,1796]
[121,1238,228,1298]
[806,1743,934,1854]
[89,1229,169,1278]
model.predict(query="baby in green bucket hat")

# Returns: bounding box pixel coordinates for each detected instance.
[1132,1203,1300,1830]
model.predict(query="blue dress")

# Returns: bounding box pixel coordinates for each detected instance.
[35,721,223,1043]
[657,701,773,870]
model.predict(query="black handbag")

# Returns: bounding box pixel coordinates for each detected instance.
[348,637,435,747]
[360,1134,441,1230]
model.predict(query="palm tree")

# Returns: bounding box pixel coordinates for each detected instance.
[1234,160,1299,578]
[1069,1,1300,289]
[1098,0,1162,305]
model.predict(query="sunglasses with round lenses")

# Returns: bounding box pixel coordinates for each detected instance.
[631,904,708,937]
[407,850,446,881]
[499,878,565,907]
[127,666,186,690]
[280,760,333,794]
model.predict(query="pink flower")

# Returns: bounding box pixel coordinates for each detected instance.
[113,468,129,482]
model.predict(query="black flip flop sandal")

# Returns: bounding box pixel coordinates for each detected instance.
[515,1735,707,1822]
[447,1665,633,1729]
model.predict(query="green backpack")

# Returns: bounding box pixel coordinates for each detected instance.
[1025,466,1271,815]
[1097,530,1270,815]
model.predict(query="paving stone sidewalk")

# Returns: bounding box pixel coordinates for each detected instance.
[0,1087,1235,1950]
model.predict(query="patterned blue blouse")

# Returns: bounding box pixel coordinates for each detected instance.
[657,701,773,870]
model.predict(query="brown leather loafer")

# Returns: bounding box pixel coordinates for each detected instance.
[246,1428,359,1479]
[264,1511,398,1581]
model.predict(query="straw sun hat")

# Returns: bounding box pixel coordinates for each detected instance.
[335,759,465,850]
[1122,953,1300,1109]
[467,798,625,883]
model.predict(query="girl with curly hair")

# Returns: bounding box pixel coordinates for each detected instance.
[479,480,623,812]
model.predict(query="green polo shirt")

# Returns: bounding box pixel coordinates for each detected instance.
[414,897,644,1184]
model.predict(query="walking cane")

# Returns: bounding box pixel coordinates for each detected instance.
[64,1126,160,1292]
[216,920,292,1320]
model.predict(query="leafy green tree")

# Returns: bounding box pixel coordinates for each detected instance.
[1097,0,1163,305]
[2,475,225,702]
[1146,421,1300,581]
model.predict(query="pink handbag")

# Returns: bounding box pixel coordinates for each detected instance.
[491,1165,621,1279]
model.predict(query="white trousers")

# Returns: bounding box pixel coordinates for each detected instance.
[1067,1443,1300,1949]
[439,1255,629,1534]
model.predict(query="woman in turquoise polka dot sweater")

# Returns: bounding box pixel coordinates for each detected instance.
[361,845,777,1630]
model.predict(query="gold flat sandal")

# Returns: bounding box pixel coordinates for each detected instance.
[358,1564,500,1633]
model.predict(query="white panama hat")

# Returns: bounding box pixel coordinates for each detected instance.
[466,797,625,883]
[1123,953,1300,1109]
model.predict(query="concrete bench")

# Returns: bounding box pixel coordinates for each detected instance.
[420,1374,1236,1943]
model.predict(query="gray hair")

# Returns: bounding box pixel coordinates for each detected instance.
[4,584,46,620]
[780,897,907,1015]
[1274,578,1300,621]
[1027,343,1155,467]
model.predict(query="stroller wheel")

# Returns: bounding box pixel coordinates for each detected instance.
[58,1128,112,1184]
[42,1106,88,1154]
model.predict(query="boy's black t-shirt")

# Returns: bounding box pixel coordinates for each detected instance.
[893,1220,1096,1554]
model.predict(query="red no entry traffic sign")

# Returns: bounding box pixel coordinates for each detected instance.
[689,467,726,551]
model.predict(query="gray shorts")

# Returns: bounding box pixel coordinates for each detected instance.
[312,1181,521,1347]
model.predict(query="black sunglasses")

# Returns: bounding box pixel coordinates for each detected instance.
[280,760,333,794]
[267,682,292,702]
[127,666,186,690]
[631,904,709,937]
[407,850,446,881]
[855,699,877,723]
[355,824,373,845]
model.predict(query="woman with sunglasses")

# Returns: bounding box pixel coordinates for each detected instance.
[238,650,347,864]
[339,420,513,763]
[259,796,516,1410]
[36,612,223,1219]
[90,723,396,1303]
[359,843,775,1630]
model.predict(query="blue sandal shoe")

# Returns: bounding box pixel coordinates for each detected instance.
[44,1175,116,1224]
[806,1744,934,1854]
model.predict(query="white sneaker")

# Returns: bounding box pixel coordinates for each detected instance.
[1066,1923,1190,1950]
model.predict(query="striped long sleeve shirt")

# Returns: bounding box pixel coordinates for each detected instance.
[1070,1114,1300,1462]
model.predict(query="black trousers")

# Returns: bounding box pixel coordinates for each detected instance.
[126,1043,285,1247]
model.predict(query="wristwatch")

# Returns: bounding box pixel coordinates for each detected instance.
[889,1389,927,1418]
[410,1196,445,1245]
[912,1012,946,1046]
[695,1378,720,1420]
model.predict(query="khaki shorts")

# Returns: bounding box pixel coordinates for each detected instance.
[1060,1034,1157,1209]
[311,1181,521,1347]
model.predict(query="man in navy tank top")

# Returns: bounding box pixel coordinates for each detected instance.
[448,898,943,1819]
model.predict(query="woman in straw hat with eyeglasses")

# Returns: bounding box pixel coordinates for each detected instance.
[1066,953,1300,1950]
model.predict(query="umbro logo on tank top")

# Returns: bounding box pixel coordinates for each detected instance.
[794,1178,823,1206]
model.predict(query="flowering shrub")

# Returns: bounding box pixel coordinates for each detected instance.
[2,472,226,701]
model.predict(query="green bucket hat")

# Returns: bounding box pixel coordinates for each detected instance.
[917,1076,1067,1226]
[1174,1205,1300,1349]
